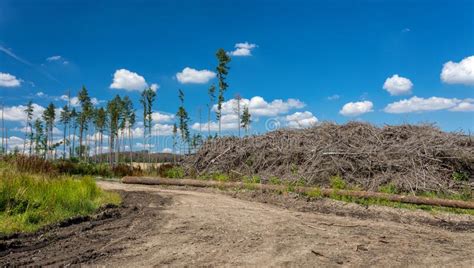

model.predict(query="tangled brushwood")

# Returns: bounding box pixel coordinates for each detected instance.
[185,122,474,194]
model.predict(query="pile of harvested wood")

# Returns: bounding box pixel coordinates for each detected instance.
[185,122,474,194]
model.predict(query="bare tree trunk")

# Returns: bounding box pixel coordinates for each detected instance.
[63,124,67,159]
[72,127,76,159]
[23,117,29,155]
[109,130,113,166]
[207,106,211,138]
[115,132,119,166]
[129,127,133,165]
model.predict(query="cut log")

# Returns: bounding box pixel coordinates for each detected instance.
[121,176,474,210]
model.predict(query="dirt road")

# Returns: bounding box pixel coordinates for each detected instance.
[2,181,473,267]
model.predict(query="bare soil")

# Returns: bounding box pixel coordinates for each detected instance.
[1,181,473,267]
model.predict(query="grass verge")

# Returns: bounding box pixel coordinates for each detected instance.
[320,192,474,216]
[159,169,473,215]
[0,169,121,235]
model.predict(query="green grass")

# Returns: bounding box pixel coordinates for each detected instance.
[163,169,473,215]
[305,187,323,198]
[329,175,346,190]
[379,183,398,194]
[0,169,121,234]
[164,166,185,179]
[243,175,261,184]
[326,192,474,216]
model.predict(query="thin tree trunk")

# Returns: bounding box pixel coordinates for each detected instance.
[109,129,113,166]
[72,126,76,158]
[23,117,29,155]
[115,132,119,166]
[237,98,241,138]
[99,130,104,164]
[29,124,33,156]
[129,127,133,165]
[79,126,83,160]
[63,124,67,159]
[207,106,211,138]
[219,114,221,137]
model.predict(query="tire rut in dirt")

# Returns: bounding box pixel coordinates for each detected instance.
[0,191,171,267]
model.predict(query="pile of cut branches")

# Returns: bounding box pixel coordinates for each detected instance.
[185,122,474,194]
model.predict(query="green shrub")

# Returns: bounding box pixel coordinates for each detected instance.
[269,176,282,185]
[452,171,469,182]
[212,172,230,182]
[305,187,322,198]
[164,166,185,179]
[244,175,261,184]
[330,175,346,190]
[379,183,398,194]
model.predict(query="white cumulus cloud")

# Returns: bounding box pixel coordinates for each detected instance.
[150,83,159,92]
[176,67,216,84]
[441,56,474,85]
[110,69,148,91]
[214,96,305,117]
[131,123,175,137]
[339,101,373,116]
[449,101,474,112]
[152,112,174,123]
[36,91,46,97]
[60,95,101,107]
[384,96,462,113]
[192,114,239,132]
[285,111,318,129]
[383,74,413,95]
[229,42,258,56]
[3,103,45,121]
[0,72,21,87]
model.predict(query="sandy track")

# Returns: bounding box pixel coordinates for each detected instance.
[98,182,474,267]
[2,181,473,267]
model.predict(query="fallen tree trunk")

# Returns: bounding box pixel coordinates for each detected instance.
[122,177,474,210]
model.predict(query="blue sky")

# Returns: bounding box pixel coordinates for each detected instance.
[1,0,473,152]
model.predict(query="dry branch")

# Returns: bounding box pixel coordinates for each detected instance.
[185,122,474,194]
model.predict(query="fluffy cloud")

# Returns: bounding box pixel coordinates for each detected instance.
[150,83,159,92]
[384,96,474,113]
[13,125,62,135]
[339,101,373,116]
[229,42,258,56]
[176,67,216,84]
[110,69,148,91]
[131,123,175,137]
[214,96,305,117]
[3,103,45,121]
[4,136,25,152]
[441,56,474,85]
[36,91,46,97]
[60,95,100,106]
[450,101,474,112]
[383,74,413,95]
[0,72,21,87]
[152,112,174,123]
[285,111,318,129]
[192,114,239,131]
